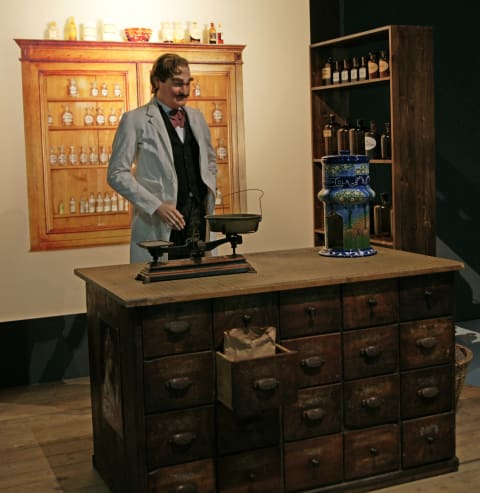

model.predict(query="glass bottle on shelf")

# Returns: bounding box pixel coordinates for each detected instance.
[66,16,77,41]
[88,193,96,213]
[47,109,54,126]
[101,82,108,97]
[89,146,99,165]
[212,103,223,123]
[79,197,86,214]
[323,113,337,155]
[58,145,67,165]
[96,193,104,212]
[84,107,94,126]
[174,22,186,43]
[341,59,350,83]
[364,120,379,160]
[349,119,365,155]
[118,194,125,212]
[350,57,359,82]
[358,56,368,81]
[58,200,65,214]
[68,145,78,165]
[69,197,77,214]
[61,105,74,126]
[336,118,350,154]
[91,81,99,97]
[208,22,217,44]
[321,57,333,86]
[380,122,392,159]
[113,83,121,97]
[194,81,201,97]
[49,147,58,165]
[379,50,390,78]
[373,192,392,237]
[103,192,111,212]
[46,21,58,40]
[189,21,202,43]
[216,138,227,160]
[217,23,224,44]
[332,60,341,84]
[96,107,105,126]
[162,22,174,42]
[108,107,118,126]
[79,146,89,164]
[215,188,223,206]
[368,51,379,79]
[99,146,109,164]
[111,192,118,212]
[68,78,78,97]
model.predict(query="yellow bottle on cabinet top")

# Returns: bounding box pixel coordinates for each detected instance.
[66,17,77,41]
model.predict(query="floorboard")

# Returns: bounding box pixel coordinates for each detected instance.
[0,378,478,492]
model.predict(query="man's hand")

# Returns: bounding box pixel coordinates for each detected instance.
[155,202,185,230]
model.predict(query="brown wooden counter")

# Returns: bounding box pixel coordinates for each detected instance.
[75,247,463,493]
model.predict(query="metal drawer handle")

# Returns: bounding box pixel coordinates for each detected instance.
[369,447,379,456]
[417,386,439,399]
[361,396,383,408]
[416,337,437,349]
[424,289,433,298]
[367,297,378,306]
[247,472,256,482]
[425,435,436,444]
[302,407,326,422]
[300,356,325,368]
[242,314,252,327]
[311,458,320,467]
[360,345,381,358]
[165,377,192,391]
[306,306,317,317]
[165,320,191,335]
[171,484,198,493]
[253,377,279,392]
[170,432,196,447]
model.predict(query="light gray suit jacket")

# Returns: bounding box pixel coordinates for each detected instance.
[107,98,217,263]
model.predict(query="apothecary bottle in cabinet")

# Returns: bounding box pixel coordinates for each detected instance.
[16,39,246,251]
[310,25,435,255]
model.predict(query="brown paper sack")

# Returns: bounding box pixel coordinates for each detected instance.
[223,326,276,361]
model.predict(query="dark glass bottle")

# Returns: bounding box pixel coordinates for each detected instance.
[323,113,338,155]
[364,120,379,159]
[332,60,341,84]
[350,57,359,82]
[341,59,350,83]
[349,119,365,155]
[373,192,392,237]
[336,118,350,154]
[379,50,390,78]
[380,122,392,159]
[359,56,368,80]
[321,57,333,85]
[368,51,379,79]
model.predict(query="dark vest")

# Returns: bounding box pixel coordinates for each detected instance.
[159,108,207,210]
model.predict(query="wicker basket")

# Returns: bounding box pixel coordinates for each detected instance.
[455,343,474,408]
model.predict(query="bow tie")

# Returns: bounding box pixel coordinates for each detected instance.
[169,108,185,128]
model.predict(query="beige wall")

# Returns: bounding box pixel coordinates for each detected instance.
[1,0,312,321]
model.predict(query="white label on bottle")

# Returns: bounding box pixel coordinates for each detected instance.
[85,115,94,125]
[350,68,358,81]
[341,70,349,83]
[332,72,340,83]
[365,135,377,151]
[359,67,367,80]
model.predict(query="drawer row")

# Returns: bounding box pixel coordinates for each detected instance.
[147,413,455,492]
[141,273,455,359]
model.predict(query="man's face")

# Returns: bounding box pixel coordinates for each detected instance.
[155,65,192,110]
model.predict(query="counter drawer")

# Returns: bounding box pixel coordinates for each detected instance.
[144,351,214,413]
[401,365,454,419]
[283,384,342,441]
[213,293,278,349]
[399,273,455,321]
[343,324,398,380]
[216,404,280,455]
[215,344,297,417]
[344,424,400,480]
[399,317,454,370]
[147,458,215,493]
[281,333,342,387]
[216,446,281,493]
[342,279,398,330]
[284,434,343,492]
[402,412,455,468]
[146,406,214,469]
[344,374,400,429]
[279,286,341,338]
[142,301,212,358]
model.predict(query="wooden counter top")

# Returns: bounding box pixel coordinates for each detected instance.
[74,247,463,308]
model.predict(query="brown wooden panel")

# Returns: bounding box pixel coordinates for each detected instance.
[216,404,280,455]
[344,424,400,480]
[147,458,215,493]
[216,446,281,493]
[145,406,214,469]
[142,301,212,357]
[342,279,398,329]
[284,434,343,491]
[399,273,455,321]
[143,351,214,413]
[278,286,341,338]
[402,413,455,468]
[399,316,455,370]
[401,365,454,419]
[343,324,398,380]
[281,333,342,387]
[283,384,342,441]
[213,293,278,349]
[344,374,400,429]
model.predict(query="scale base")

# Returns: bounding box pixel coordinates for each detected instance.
[136,254,255,283]
[318,247,377,258]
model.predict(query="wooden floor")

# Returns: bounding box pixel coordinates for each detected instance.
[0,378,479,493]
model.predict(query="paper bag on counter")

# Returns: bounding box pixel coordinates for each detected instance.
[223,326,276,361]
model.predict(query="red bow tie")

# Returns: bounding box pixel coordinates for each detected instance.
[169,108,185,128]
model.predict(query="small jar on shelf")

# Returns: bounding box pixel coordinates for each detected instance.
[216,138,227,160]
[79,146,89,165]
[89,146,99,165]
[61,105,74,126]
[58,145,67,165]
[68,145,78,165]
[49,147,58,166]
[380,122,392,159]
[96,107,105,126]
[212,103,223,123]
[84,107,94,126]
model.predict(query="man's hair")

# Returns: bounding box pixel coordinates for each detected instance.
[150,53,189,93]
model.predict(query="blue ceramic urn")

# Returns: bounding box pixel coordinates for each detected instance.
[317,151,377,257]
